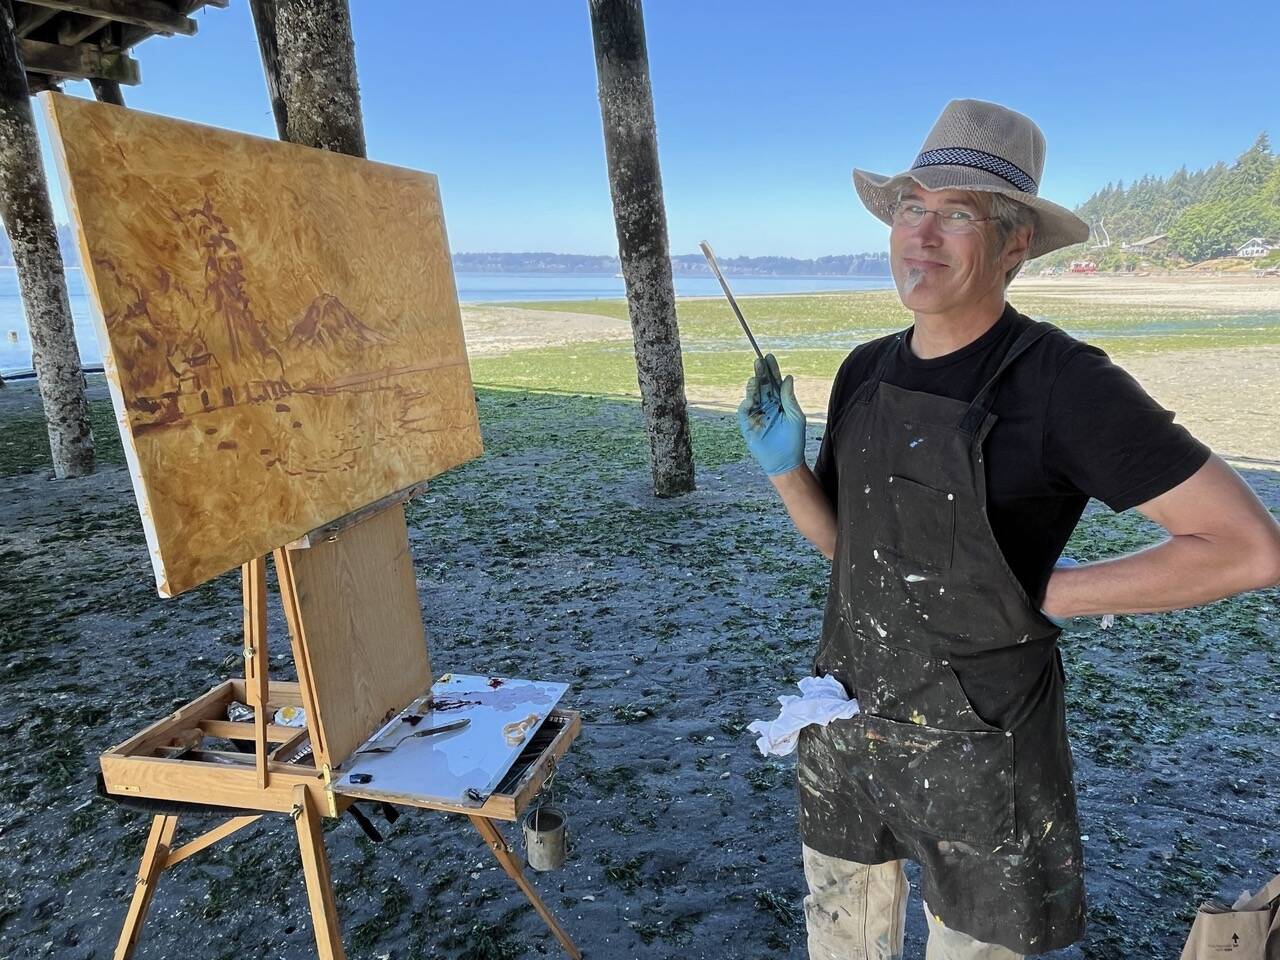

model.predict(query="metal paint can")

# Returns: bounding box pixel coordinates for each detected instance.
[522,805,568,871]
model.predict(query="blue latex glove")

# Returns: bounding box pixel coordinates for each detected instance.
[737,353,806,476]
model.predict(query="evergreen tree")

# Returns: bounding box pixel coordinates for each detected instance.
[1033,133,1277,265]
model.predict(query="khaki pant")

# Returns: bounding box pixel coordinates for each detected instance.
[802,845,1025,960]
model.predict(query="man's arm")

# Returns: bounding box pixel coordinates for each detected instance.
[771,466,837,560]
[1042,455,1280,618]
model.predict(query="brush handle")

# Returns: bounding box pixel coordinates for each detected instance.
[699,241,780,391]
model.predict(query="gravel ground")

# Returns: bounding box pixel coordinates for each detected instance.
[0,382,1277,960]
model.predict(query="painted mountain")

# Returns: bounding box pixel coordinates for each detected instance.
[284,293,398,392]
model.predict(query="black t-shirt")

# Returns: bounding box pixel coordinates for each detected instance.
[813,302,1211,602]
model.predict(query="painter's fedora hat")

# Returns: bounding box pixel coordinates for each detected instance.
[853,99,1089,260]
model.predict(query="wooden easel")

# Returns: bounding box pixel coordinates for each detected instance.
[42,90,573,960]
[103,497,581,960]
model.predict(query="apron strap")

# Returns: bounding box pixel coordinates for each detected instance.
[849,333,903,405]
[826,333,903,436]
[957,320,1054,436]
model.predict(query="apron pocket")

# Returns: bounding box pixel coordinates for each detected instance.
[857,713,1015,846]
[846,624,1002,735]
[878,474,955,573]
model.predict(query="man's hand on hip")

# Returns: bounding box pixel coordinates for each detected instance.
[1043,557,1115,632]
[737,354,806,476]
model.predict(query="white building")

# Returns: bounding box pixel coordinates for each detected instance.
[1235,237,1277,258]
[1121,233,1167,252]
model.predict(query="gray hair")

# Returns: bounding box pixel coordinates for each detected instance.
[982,192,1038,286]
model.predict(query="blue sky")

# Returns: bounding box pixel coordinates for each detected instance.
[34,1,1280,259]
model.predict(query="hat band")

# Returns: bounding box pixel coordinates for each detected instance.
[910,147,1038,195]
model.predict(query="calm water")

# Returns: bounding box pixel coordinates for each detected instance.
[0,267,892,375]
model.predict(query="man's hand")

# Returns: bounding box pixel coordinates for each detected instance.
[737,354,806,476]
[1042,557,1114,631]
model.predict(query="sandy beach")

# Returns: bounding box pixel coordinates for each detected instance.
[1011,272,1280,313]
[462,304,636,356]
[461,273,1280,463]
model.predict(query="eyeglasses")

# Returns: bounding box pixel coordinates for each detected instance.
[891,200,996,235]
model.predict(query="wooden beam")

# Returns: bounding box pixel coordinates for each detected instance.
[21,0,195,36]
[25,70,59,92]
[100,752,327,814]
[116,0,220,48]
[15,6,58,37]
[58,13,109,45]
[89,75,123,104]
[19,37,139,83]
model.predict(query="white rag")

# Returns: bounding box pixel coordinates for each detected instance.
[747,674,861,757]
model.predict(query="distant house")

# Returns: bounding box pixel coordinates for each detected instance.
[1121,233,1168,252]
[1235,237,1277,258]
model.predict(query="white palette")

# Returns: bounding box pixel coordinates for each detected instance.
[334,674,569,807]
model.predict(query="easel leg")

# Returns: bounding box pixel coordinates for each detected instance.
[292,785,347,960]
[113,814,179,960]
[469,815,582,960]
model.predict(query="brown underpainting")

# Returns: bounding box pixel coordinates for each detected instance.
[43,93,483,597]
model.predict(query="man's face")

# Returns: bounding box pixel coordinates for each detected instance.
[888,186,1014,315]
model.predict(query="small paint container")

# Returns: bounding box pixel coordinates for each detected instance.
[522,805,568,871]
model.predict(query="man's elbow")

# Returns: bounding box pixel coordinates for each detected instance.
[1241,525,1280,591]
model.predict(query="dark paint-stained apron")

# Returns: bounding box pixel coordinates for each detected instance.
[798,319,1086,954]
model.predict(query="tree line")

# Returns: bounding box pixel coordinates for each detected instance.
[1034,132,1280,267]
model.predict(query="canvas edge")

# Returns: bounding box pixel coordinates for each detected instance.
[429,174,485,461]
[40,92,175,598]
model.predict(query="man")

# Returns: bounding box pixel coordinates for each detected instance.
[737,99,1280,959]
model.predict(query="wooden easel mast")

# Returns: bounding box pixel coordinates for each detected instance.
[241,556,270,788]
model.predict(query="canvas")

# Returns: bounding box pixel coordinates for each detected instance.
[43,92,483,596]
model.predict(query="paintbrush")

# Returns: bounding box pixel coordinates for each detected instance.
[699,241,782,395]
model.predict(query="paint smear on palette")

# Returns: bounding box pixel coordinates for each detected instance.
[336,674,569,807]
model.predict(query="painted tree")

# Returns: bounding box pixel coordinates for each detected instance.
[589,0,694,497]
[0,0,94,475]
